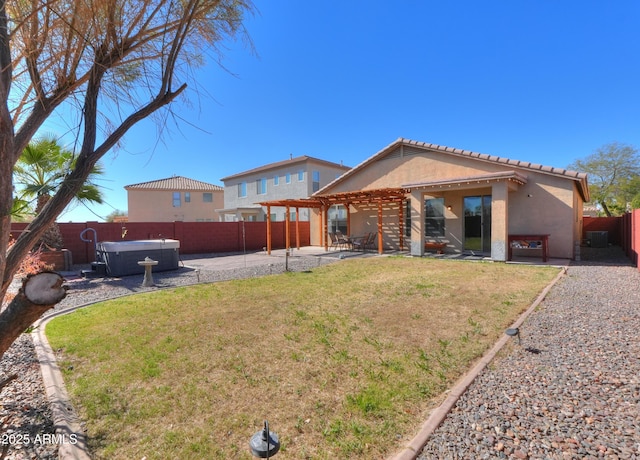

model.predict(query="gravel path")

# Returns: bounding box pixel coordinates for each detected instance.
[2,248,639,459]
[418,247,640,460]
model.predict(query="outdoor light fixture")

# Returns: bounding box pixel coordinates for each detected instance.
[249,420,280,458]
[446,205,452,211]
[505,327,521,344]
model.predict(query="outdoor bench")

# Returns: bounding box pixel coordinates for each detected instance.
[424,242,447,254]
[508,234,550,262]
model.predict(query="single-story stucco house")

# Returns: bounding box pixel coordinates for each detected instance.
[297,138,588,262]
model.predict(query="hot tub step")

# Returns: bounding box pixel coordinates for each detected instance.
[90,262,107,277]
[81,269,98,278]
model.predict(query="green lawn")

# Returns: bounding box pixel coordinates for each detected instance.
[46,257,559,459]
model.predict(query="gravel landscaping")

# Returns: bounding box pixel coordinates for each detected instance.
[417,247,640,460]
[2,247,638,460]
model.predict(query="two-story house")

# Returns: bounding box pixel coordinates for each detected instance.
[125,176,224,222]
[218,155,351,222]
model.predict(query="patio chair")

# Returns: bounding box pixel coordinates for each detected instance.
[329,232,341,250]
[336,231,352,251]
[330,232,349,251]
[351,232,371,252]
[363,232,377,252]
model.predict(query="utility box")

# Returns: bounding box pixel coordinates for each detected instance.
[586,231,608,248]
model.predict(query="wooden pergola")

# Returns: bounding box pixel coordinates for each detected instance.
[259,188,409,255]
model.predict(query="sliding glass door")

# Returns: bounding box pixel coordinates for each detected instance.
[463,195,491,253]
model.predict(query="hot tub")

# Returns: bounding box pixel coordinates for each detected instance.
[96,239,180,277]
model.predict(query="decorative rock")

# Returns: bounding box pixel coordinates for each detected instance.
[418,249,640,459]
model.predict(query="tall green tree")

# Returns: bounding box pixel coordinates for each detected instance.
[106,209,128,222]
[568,142,640,216]
[0,0,254,359]
[13,135,105,248]
[13,135,105,216]
[619,175,640,212]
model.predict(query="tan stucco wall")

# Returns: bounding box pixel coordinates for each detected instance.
[507,174,576,259]
[312,144,583,260]
[128,189,224,222]
[327,148,500,193]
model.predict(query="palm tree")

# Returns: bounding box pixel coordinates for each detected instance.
[13,135,105,249]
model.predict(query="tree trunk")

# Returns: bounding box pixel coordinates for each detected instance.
[0,272,67,358]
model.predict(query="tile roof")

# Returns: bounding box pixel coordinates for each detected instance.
[317,138,589,201]
[125,176,223,191]
[220,155,350,181]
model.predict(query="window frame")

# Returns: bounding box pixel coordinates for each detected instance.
[425,197,445,237]
[257,177,267,195]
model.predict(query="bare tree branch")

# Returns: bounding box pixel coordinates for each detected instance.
[1,0,254,358]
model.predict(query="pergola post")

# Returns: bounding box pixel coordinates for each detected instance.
[295,206,301,249]
[266,204,272,255]
[318,207,323,249]
[323,204,329,251]
[285,204,291,250]
[377,201,383,254]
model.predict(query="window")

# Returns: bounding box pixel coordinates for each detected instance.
[312,171,320,192]
[274,175,279,186]
[285,173,291,184]
[203,193,213,202]
[298,170,304,181]
[172,192,181,207]
[425,198,445,237]
[184,192,191,203]
[328,205,347,234]
[257,178,267,195]
[238,182,247,197]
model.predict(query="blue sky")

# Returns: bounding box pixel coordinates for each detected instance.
[58,0,640,221]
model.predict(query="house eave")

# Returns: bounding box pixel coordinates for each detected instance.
[403,170,528,191]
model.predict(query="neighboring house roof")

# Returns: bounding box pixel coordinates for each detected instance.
[316,138,590,202]
[125,176,223,191]
[220,155,350,182]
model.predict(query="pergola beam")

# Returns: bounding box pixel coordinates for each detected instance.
[259,188,409,254]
